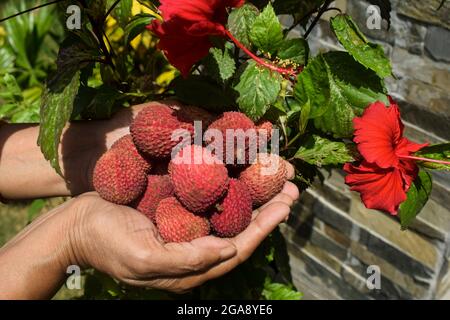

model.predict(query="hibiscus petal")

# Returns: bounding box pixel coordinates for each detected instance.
[353,101,403,169]
[159,0,215,21]
[399,159,419,192]
[149,19,212,77]
[344,161,408,215]
[395,137,429,158]
[188,21,226,36]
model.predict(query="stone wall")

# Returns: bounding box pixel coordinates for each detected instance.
[283,0,450,299]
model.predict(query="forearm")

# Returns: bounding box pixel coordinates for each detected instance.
[0,200,80,299]
[0,120,128,199]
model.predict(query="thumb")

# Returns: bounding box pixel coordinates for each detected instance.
[158,236,237,275]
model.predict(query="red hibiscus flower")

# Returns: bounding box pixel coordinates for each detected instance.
[344,98,428,215]
[148,0,244,77]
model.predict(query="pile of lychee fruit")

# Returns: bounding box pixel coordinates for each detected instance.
[93,102,288,243]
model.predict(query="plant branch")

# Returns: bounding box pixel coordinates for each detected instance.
[225,29,296,76]
[0,0,66,24]
[105,0,122,19]
[399,155,450,166]
[304,0,333,39]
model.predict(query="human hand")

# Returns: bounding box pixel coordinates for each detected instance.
[0,160,298,299]
[70,162,298,293]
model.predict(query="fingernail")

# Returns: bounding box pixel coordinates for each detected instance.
[220,246,237,260]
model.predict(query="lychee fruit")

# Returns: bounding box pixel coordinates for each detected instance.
[210,179,253,238]
[174,105,216,129]
[239,153,288,207]
[111,134,151,173]
[93,148,147,205]
[255,120,273,150]
[135,175,174,222]
[206,112,256,166]
[130,104,194,159]
[155,197,210,243]
[169,145,229,213]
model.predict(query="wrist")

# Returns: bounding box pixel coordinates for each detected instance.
[0,199,83,299]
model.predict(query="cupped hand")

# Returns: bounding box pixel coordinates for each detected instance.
[71,162,299,293]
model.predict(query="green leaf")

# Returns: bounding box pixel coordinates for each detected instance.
[73,85,123,120]
[27,199,46,223]
[227,3,260,48]
[294,51,388,138]
[208,46,236,82]
[54,34,102,86]
[124,14,154,43]
[277,38,309,65]
[399,170,433,229]
[234,61,282,121]
[299,99,311,134]
[330,14,392,78]
[262,278,303,300]
[110,0,133,27]
[294,54,330,119]
[415,143,450,171]
[38,71,81,175]
[294,135,354,166]
[174,76,235,112]
[249,3,284,54]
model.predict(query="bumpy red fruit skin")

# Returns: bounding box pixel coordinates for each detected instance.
[169,145,229,213]
[210,179,252,237]
[155,197,210,243]
[93,149,147,205]
[111,134,152,173]
[256,120,273,148]
[135,175,174,222]
[206,112,256,165]
[239,153,287,207]
[174,105,216,129]
[131,104,194,159]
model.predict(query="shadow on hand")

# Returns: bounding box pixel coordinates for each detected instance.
[61,108,135,195]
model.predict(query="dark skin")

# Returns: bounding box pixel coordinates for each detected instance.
[0,101,300,299]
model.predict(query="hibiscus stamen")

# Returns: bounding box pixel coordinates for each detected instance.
[398,155,450,166]
[224,29,297,76]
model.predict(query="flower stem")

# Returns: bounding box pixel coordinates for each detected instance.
[399,155,450,166]
[224,29,297,76]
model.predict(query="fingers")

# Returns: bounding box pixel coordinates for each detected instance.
[170,202,291,290]
[281,181,300,201]
[155,236,237,276]
[285,161,295,180]
[255,181,300,213]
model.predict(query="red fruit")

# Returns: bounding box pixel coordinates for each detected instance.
[256,120,273,149]
[130,104,194,159]
[135,175,174,222]
[174,105,216,129]
[155,197,210,243]
[169,145,229,213]
[111,134,152,173]
[210,179,252,237]
[206,112,256,166]
[93,149,147,205]
[239,153,287,206]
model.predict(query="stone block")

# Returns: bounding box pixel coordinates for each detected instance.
[425,26,450,62]
[397,0,450,30]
